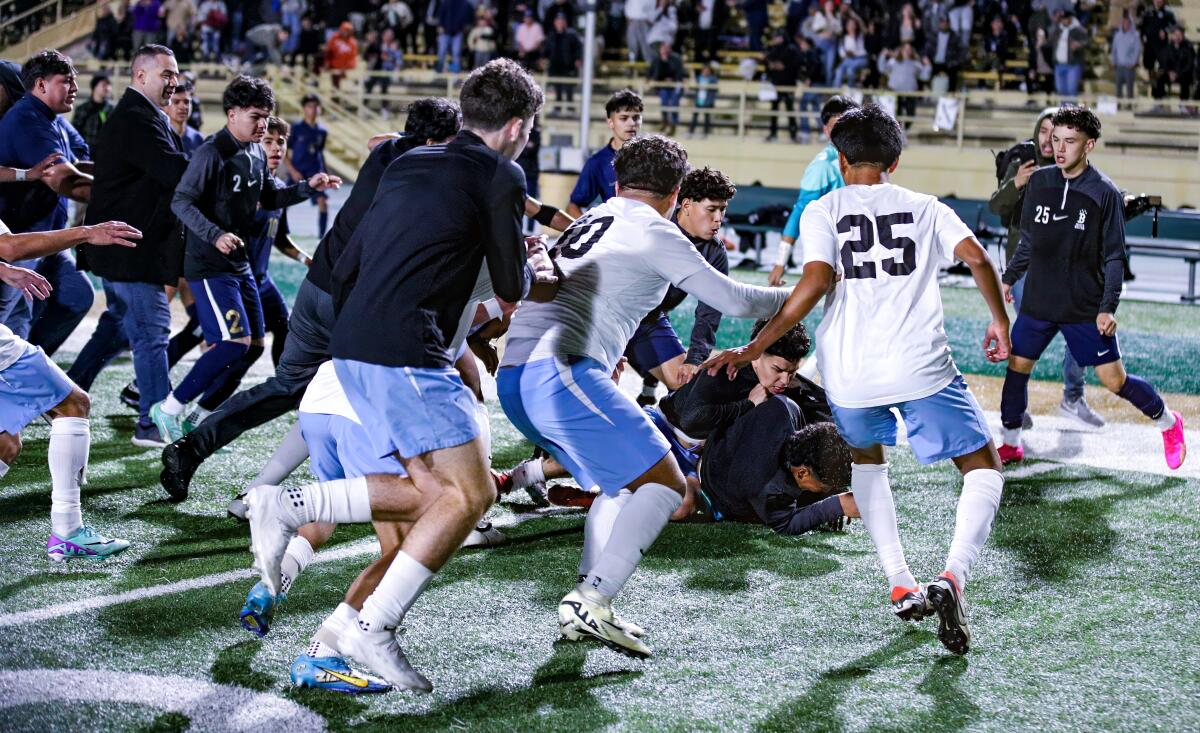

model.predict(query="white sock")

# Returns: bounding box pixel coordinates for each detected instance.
[356,551,434,632]
[852,463,917,590]
[513,458,546,490]
[1001,427,1021,446]
[944,469,1004,588]
[474,401,492,461]
[578,489,632,579]
[160,393,187,415]
[251,422,309,487]
[308,602,358,657]
[1154,403,1177,431]
[582,483,682,600]
[49,417,89,538]
[280,535,316,595]
[279,477,372,529]
[0,457,8,478]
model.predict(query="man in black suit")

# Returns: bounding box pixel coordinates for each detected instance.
[70,44,190,448]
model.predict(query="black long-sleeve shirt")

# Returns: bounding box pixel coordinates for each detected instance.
[330,130,531,368]
[643,226,729,366]
[1003,164,1126,322]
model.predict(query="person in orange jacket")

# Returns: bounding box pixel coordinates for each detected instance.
[325,21,358,89]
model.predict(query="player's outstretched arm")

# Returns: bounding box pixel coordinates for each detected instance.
[954,236,1010,363]
[0,221,141,262]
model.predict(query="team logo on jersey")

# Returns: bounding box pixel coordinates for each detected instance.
[1075,209,1087,230]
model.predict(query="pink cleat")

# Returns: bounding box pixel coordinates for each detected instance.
[998,443,1025,465]
[1162,411,1186,470]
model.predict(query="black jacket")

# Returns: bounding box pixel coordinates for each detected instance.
[764,42,803,87]
[78,87,191,285]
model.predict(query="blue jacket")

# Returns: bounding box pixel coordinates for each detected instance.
[781,144,844,241]
[0,94,89,232]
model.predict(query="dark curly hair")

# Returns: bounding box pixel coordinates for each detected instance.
[267,116,290,137]
[404,97,462,142]
[781,422,852,491]
[460,58,543,132]
[679,166,736,204]
[222,74,274,112]
[830,103,905,169]
[20,49,74,92]
[751,319,811,363]
[605,88,643,116]
[613,134,688,197]
[1051,105,1101,140]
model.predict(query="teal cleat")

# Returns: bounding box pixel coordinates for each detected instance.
[239,581,285,637]
[47,525,130,561]
[150,401,186,444]
[290,654,392,694]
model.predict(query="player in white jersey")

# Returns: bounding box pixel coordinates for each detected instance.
[498,135,789,658]
[702,106,1011,655]
[0,216,141,560]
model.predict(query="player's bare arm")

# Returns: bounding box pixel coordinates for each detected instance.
[273,234,313,266]
[0,220,141,261]
[953,236,1010,363]
[0,151,63,183]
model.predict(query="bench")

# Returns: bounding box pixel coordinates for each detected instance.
[1127,237,1200,303]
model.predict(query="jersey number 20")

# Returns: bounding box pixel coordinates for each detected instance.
[837,213,916,279]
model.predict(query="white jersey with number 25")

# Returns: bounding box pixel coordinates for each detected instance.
[800,183,975,409]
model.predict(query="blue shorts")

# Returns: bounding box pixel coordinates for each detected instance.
[191,273,265,343]
[624,315,685,377]
[829,375,991,465]
[333,359,480,460]
[497,356,672,496]
[0,345,73,435]
[1011,313,1120,367]
[645,406,700,477]
[299,411,406,481]
[256,274,290,336]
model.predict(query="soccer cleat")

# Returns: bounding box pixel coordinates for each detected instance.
[120,381,140,410]
[239,581,285,637]
[890,585,931,622]
[245,484,296,597]
[611,610,646,638]
[926,572,972,654]
[1058,397,1105,428]
[1162,411,1187,470]
[547,484,597,509]
[150,402,186,445]
[339,623,432,693]
[181,413,200,435]
[290,653,391,694]
[461,521,508,549]
[160,437,201,502]
[227,492,248,521]
[47,525,130,561]
[998,443,1025,465]
[558,588,652,659]
[131,423,167,449]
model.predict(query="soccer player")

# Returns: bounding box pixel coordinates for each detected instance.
[499,134,788,658]
[157,76,339,445]
[566,88,642,219]
[998,106,1186,469]
[0,215,141,559]
[244,60,551,692]
[165,78,205,155]
[768,95,859,286]
[287,93,330,239]
[703,105,1011,655]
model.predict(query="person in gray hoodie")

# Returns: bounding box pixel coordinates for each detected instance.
[1110,15,1141,99]
[878,42,930,124]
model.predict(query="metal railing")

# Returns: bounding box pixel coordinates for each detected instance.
[0,0,93,49]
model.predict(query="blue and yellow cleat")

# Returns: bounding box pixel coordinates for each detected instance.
[239,581,285,637]
[47,525,130,561]
[290,654,392,694]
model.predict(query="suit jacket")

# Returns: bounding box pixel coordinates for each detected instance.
[78,87,190,285]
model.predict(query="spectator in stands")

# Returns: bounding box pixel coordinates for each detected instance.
[325,21,358,88]
[72,75,114,155]
[784,0,807,42]
[161,0,197,37]
[647,0,679,53]
[626,0,656,63]
[1153,25,1194,101]
[688,61,719,136]
[197,0,228,60]
[113,2,135,60]
[693,0,728,63]
[794,33,824,139]
[879,43,929,123]
[92,3,121,61]
[742,0,769,51]
[862,18,885,88]
[922,0,950,33]
[168,23,201,63]
[803,1,842,86]
[293,14,323,69]
[382,0,416,52]
[982,15,1011,73]
[1139,0,1174,77]
[437,0,474,72]
[468,11,499,68]
[649,40,685,134]
[1111,13,1141,99]
[887,2,924,50]
[764,28,801,142]
[1045,10,1086,97]
[131,0,164,50]
[924,14,964,90]
[948,0,973,48]
[832,17,868,87]
[544,0,578,30]
[546,12,583,114]
[365,28,404,112]
[281,0,305,53]
[515,9,546,68]
[245,23,288,64]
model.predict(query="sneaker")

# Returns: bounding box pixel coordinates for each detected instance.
[493,470,513,496]
[47,525,130,561]
[239,581,284,637]
[1059,397,1105,428]
[525,480,550,508]
[998,443,1025,465]
[131,423,167,449]
[558,588,652,659]
[339,623,433,692]
[461,521,508,549]
[150,401,186,444]
[926,572,971,654]
[547,484,597,509]
[245,485,296,597]
[160,436,201,502]
[1162,411,1187,470]
[290,653,391,694]
[120,381,140,410]
[227,492,248,521]
[890,585,931,622]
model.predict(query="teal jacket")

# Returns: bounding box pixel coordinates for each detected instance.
[782,144,844,240]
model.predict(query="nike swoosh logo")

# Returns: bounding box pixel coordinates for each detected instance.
[316,666,369,688]
[1052,214,1068,221]
[1097,350,1110,356]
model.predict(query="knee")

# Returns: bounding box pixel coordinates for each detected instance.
[56,388,91,418]
[1100,372,1125,393]
[0,432,22,464]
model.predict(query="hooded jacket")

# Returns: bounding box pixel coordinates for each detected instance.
[988,107,1056,262]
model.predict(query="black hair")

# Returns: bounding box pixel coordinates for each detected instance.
[830,103,905,169]
[20,49,74,91]
[679,166,736,204]
[173,77,194,95]
[222,74,274,112]
[751,319,811,362]
[300,92,321,108]
[819,94,860,127]
[267,116,290,137]
[781,422,852,491]
[459,58,543,132]
[90,73,110,90]
[1051,105,1101,140]
[404,97,462,142]
[605,88,643,117]
[613,134,688,197]
[133,44,174,67]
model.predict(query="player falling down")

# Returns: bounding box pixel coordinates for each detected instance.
[244,60,555,692]
[0,216,141,559]
[703,105,1010,655]
[498,134,790,659]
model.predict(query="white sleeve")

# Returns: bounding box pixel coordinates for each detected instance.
[674,267,789,319]
[0,218,9,236]
[931,200,974,264]
[799,201,839,268]
[642,219,713,286]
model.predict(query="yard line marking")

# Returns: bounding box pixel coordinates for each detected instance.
[1004,462,1066,480]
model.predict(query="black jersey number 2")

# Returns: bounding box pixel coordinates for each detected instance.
[837,212,916,279]
[558,216,614,259]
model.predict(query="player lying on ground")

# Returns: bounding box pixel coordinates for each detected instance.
[0,216,140,559]
[703,104,1010,655]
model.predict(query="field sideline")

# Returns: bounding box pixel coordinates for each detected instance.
[0,255,1196,732]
